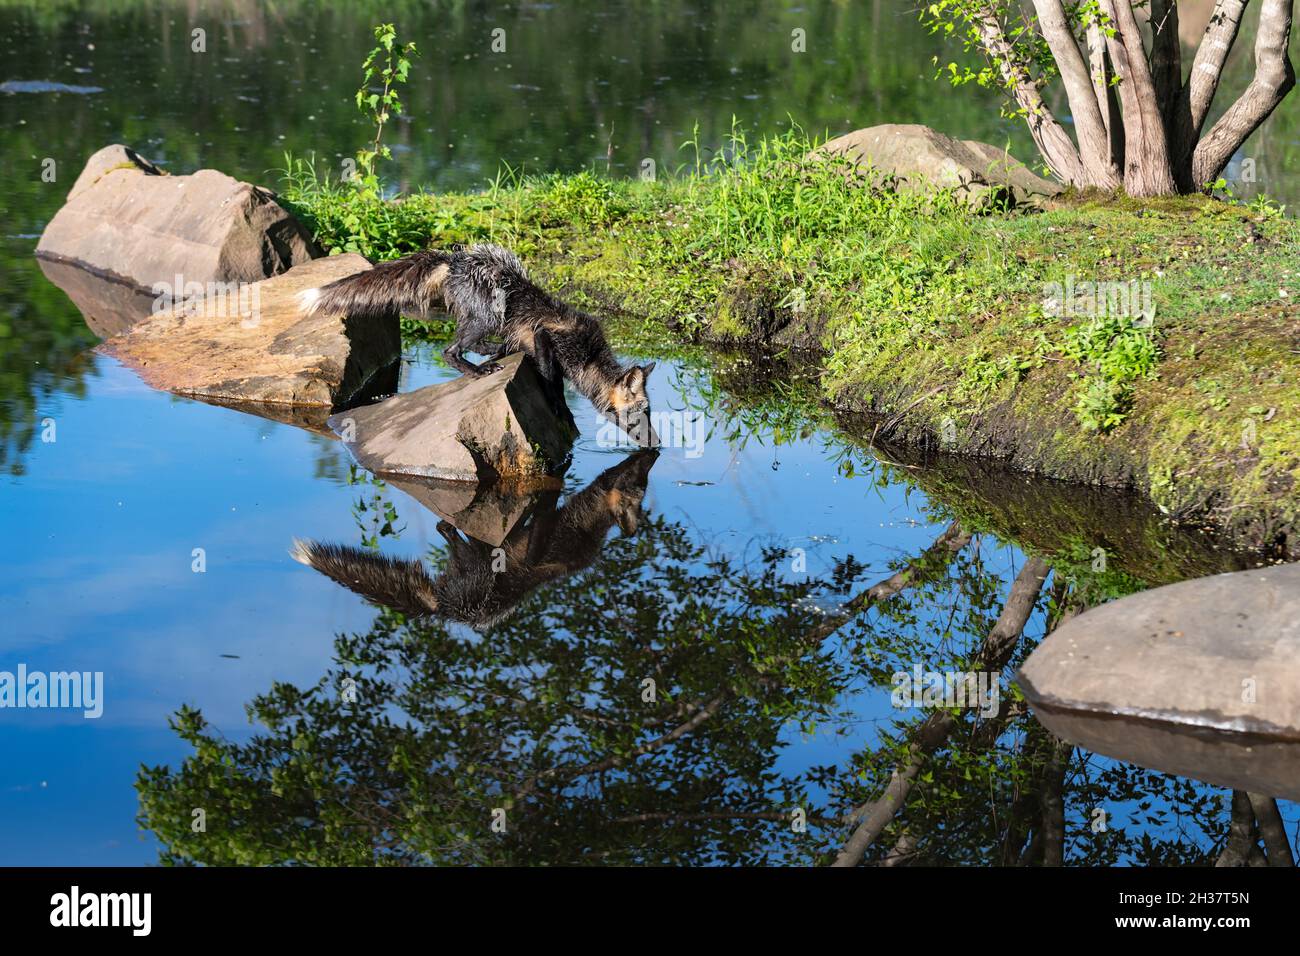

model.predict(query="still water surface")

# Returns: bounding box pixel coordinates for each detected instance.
[0,0,1293,864]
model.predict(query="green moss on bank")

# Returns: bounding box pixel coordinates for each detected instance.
[279,134,1300,556]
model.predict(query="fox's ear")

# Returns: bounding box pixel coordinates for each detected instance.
[642,361,656,378]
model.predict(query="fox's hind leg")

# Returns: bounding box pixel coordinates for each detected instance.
[442,331,503,377]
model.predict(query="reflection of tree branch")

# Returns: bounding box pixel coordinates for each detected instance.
[806,521,972,644]
[831,556,1051,867]
[981,589,1079,865]
[517,522,973,801]
[1040,736,1070,867]
[878,830,917,867]
[1215,790,1258,867]
[612,810,836,827]
[970,698,1027,749]
[1247,792,1296,866]
[1036,580,1077,868]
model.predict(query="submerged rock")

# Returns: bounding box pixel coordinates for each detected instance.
[1018,563,1300,800]
[328,353,575,482]
[817,124,1061,207]
[36,144,320,289]
[98,254,399,410]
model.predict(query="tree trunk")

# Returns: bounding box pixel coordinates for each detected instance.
[1101,0,1179,195]
[973,5,1087,185]
[1170,0,1252,188]
[1150,0,1183,133]
[1193,0,1296,187]
[1032,0,1122,188]
[962,0,1294,197]
[1087,22,1125,170]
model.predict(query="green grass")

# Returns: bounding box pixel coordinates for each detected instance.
[279,128,1300,554]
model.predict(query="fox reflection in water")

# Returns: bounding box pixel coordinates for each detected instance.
[292,450,658,630]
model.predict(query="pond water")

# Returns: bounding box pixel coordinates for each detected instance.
[0,0,1295,866]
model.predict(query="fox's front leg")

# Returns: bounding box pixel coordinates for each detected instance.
[531,329,576,426]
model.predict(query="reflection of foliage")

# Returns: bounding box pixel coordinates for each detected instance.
[671,346,1247,588]
[0,252,99,476]
[137,514,1235,866]
[345,464,404,551]
[138,518,849,865]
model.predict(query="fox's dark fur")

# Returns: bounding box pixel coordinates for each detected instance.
[300,243,655,431]
[291,450,658,630]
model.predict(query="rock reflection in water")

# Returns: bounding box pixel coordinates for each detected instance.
[36,255,157,338]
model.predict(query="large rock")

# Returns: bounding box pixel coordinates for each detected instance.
[1018,563,1300,800]
[98,254,399,410]
[818,124,1062,207]
[36,144,320,290]
[328,353,575,482]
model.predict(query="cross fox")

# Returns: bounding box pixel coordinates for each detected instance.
[299,243,656,438]
[291,449,658,630]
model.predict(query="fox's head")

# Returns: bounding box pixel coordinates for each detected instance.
[609,362,658,447]
[603,449,659,535]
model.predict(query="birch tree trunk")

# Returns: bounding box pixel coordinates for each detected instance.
[960,0,1294,196]
[1031,0,1123,188]
[1193,0,1296,186]
[1101,0,1179,195]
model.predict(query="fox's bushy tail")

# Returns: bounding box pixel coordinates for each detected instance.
[297,244,530,325]
[290,539,438,617]
[297,249,454,320]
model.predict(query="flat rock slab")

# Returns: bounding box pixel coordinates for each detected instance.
[329,353,574,482]
[99,254,399,408]
[36,144,320,289]
[1018,563,1300,800]
[818,124,1062,207]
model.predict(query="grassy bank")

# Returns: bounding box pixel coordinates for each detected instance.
[279,131,1300,558]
